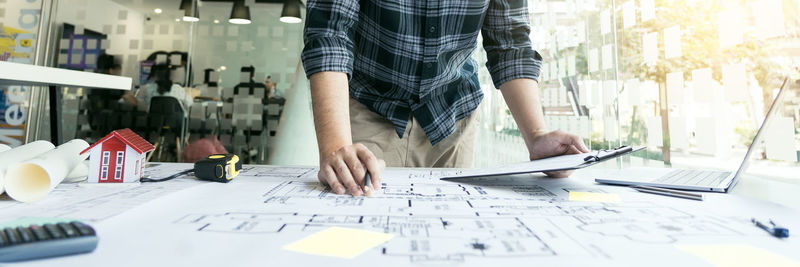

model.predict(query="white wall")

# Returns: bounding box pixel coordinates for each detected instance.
[139,17,191,60]
[139,4,303,93]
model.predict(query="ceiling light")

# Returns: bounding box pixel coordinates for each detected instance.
[213,19,220,24]
[229,0,251,25]
[228,18,251,25]
[183,7,199,22]
[179,0,191,10]
[181,0,199,22]
[280,0,302,24]
[154,8,162,14]
[175,18,180,22]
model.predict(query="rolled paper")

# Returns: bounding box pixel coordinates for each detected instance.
[0,141,56,195]
[64,161,89,183]
[5,139,89,203]
[0,144,10,153]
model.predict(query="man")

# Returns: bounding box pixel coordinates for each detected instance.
[264,75,277,98]
[301,0,588,196]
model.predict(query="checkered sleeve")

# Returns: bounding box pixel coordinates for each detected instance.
[481,0,542,88]
[301,0,360,79]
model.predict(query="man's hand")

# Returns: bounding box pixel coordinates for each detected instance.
[525,130,589,178]
[318,143,385,196]
[499,78,589,178]
[310,72,386,196]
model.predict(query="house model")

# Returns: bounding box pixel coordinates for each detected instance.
[80,128,154,183]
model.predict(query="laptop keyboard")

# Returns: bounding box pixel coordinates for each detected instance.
[652,169,732,187]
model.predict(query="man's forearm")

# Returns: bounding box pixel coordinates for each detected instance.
[309,72,352,156]
[499,78,547,142]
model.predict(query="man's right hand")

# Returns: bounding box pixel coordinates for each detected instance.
[318,143,385,196]
[309,72,384,196]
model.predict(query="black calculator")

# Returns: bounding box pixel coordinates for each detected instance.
[0,221,98,262]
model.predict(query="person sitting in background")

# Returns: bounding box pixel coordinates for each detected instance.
[169,52,191,86]
[136,64,193,113]
[92,55,126,103]
[88,54,131,134]
[265,75,277,98]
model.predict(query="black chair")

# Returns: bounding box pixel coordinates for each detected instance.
[233,81,266,96]
[148,96,186,161]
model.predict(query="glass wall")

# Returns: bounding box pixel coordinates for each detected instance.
[14,0,305,163]
[4,0,799,182]
[0,0,47,147]
[37,0,196,161]
[186,2,303,164]
[474,0,800,183]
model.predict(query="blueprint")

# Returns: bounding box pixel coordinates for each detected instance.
[5,164,800,267]
[0,164,316,222]
[0,163,199,222]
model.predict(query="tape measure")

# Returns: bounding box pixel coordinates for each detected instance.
[193,154,242,183]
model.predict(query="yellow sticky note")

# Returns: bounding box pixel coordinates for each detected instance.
[283,227,394,259]
[676,244,800,267]
[568,191,621,203]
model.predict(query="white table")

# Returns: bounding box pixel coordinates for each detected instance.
[1,163,799,266]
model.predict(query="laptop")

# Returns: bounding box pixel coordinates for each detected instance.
[595,77,792,192]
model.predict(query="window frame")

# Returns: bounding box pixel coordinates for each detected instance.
[114,166,122,180]
[101,165,108,180]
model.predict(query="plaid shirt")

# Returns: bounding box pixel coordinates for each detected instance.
[302,0,542,145]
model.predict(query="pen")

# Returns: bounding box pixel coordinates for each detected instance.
[631,185,703,201]
[752,218,790,238]
[363,172,372,197]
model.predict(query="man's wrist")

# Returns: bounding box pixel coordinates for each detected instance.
[523,128,548,141]
[319,139,353,158]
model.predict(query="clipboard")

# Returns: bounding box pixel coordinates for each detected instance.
[440,146,645,180]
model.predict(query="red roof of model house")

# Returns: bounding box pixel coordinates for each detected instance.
[80,128,155,155]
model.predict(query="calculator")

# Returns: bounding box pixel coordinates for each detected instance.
[0,221,98,262]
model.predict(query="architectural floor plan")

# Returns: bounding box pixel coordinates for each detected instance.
[4,164,800,266]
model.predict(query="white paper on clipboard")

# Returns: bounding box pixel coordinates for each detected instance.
[441,146,645,180]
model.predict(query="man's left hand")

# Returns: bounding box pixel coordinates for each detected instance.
[525,130,589,178]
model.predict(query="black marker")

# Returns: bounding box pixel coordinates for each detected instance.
[363,172,372,197]
[752,218,789,238]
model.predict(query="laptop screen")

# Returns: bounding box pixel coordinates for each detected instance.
[730,78,795,188]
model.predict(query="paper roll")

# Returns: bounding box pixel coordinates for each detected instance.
[0,144,10,153]
[5,139,89,203]
[0,140,56,195]
[64,161,89,183]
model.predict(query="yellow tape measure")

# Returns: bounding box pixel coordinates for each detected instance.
[193,154,242,183]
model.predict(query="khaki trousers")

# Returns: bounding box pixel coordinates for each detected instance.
[349,98,478,168]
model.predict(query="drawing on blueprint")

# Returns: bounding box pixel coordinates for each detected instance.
[0,178,203,222]
[238,166,316,179]
[169,169,752,265]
